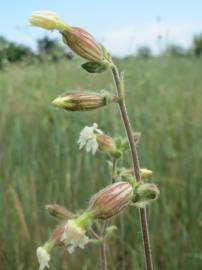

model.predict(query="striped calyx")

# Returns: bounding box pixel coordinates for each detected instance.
[61,27,105,62]
[88,181,133,219]
[52,91,117,111]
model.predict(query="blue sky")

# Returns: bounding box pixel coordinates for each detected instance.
[1,0,202,56]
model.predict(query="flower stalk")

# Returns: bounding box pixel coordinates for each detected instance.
[111,64,154,270]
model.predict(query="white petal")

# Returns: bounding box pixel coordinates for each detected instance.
[78,123,103,154]
[67,245,75,254]
[92,140,99,155]
[60,220,89,253]
[85,140,94,152]
[36,247,50,270]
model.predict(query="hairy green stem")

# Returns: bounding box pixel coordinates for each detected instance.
[111,64,153,270]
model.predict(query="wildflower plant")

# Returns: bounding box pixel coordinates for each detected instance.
[29,11,160,270]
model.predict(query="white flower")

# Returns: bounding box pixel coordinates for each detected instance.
[36,246,50,270]
[60,220,89,253]
[77,123,103,155]
[29,11,61,30]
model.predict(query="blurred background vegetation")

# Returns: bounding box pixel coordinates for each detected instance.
[0,33,202,270]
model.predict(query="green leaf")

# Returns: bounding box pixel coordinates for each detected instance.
[82,61,110,73]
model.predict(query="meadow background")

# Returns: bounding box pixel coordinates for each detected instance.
[0,55,202,270]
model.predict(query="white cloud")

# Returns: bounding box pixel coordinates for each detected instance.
[101,21,201,57]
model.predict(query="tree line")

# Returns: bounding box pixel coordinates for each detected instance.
[0,33,202,68]
[0,36,73,69]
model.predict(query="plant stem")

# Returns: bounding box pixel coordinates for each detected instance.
[111,158,117,183]
[99,238,107,270]
[111,64,153,270]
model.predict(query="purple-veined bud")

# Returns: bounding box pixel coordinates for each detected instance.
[50,223,66,246]
[132,183,160,208]
[96,134,121,158]
[96,134,116,152]
[46,204,75,220]
[52,91,117,111]
[88,182,133,219]
[61,27,105,62]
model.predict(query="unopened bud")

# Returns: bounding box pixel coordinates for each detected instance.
[140,168,153,178]
[132,183,160,208]
[52,91,117,111]
[118,168,153,181]
[88,182,133,219]
[62,27,105,62]
[133,132,141,144]
[96,134,121,158]
[46,204,75,220]
[50,223,66,246]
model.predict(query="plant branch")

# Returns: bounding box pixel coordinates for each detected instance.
[111,64,153,270]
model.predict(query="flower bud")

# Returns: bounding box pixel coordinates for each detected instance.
[96,134,121,158]
[88,182,133,219]
[29,11,110,63]
[46,204,75,220]
[50,223,66,246]
[29,11,112,63]
[61,27,105,62]
[132,183,160,208]
[133,132,141,144]
[52,91,117,111]
[140,168,153,178]
[119,168,153,180]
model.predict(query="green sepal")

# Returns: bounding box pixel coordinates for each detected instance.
[88,239,100,245]
[82,61,111,73]
[105,225,117,239]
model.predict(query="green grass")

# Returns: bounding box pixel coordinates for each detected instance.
[0,57,202,270]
